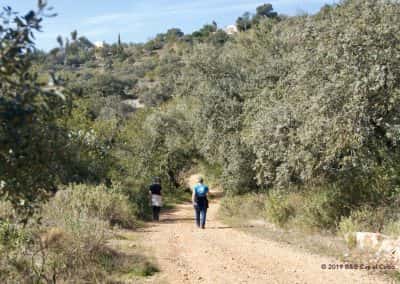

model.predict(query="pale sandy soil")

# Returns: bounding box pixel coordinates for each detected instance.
[119,175,394,284]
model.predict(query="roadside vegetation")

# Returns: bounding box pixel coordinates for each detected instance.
[0,185,156,283]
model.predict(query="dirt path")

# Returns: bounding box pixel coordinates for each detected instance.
[135,175,392,284]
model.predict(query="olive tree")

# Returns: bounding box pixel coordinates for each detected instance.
[0,2,68,208]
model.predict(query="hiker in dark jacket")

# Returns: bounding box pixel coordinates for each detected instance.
[192,177,209,229]
[149,177,162,221]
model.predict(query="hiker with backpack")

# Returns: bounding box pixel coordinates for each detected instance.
[192,177,209,229]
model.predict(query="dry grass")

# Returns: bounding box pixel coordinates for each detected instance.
[106,231,160,283]
[219,193,400,283]
[0,184,158,283]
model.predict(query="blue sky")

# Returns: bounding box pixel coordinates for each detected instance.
[6,0,333,50]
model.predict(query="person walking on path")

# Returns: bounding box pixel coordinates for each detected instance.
[149,177,163,221]
[192,177,209,229]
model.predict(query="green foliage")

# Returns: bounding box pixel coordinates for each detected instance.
[41,184,138,229]
[76,73,134,99]
[256,3,278,18]
[0,183,148,283]
[166,28,184,42]
[0,199,16,221]
[338,205,400,247]
[237,3,279,31]
[115,98,197,196]
[0,221,30,253]
[192,23,217,41]
[339,206,393,234]
[300,186,350,230]
[265,190,295,226]
[162,188,192,210]
[0,220,33,282]
[219,193,266,220]
[55,98,119,185]
[236,12,252,31]
[6,0,400,244]
[209,30,229,46]
[383,219,400,237]
[130,261,159,277]
[179,43,258,193]
[244,0,400,188]
[339,217,358,248]
[0,3,70,209]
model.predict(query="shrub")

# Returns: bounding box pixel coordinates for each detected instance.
[219,195,241,217]
[130,261,159,277]
[0,214,114,282]
[300,186,348,231]
[338,206,396,247]
[42,184,138,229]
[123,183,152,220]
[0,183,145,283]
[383,219,400,237]
[338,216,358,236]
[0,221,33,283]
[0,3,70,209]
[0,200,16,221]
[37,214,110,282]
[339,206,397,235]
[265,190,295,226]
[352,206,387,232]
[219,193,265,219]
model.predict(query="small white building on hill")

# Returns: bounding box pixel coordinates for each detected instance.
[94,41,105,48]
[225,24,238,35]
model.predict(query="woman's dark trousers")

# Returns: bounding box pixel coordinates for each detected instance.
[194,204,207,228]
[152,206,161,221]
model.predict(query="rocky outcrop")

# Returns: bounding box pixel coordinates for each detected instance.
[345,232,400,266]
[377,237,400,263]
[355,232,388,250]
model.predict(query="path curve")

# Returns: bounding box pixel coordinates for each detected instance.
[138,175,391,284]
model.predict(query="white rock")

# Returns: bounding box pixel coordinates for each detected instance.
[377,239,400,262]
[355,232,389,250]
